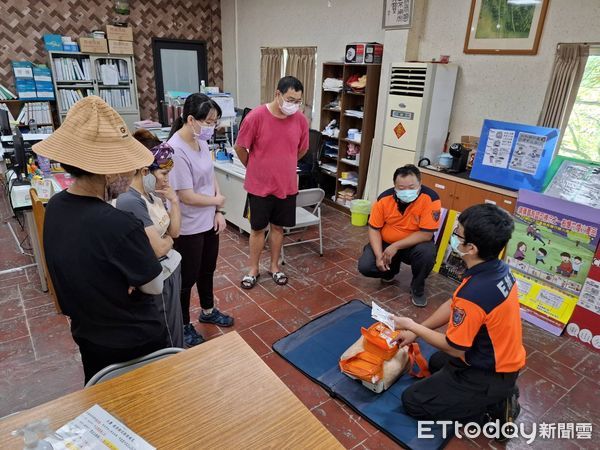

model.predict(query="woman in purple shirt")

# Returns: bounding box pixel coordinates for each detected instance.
[168,93,234,346]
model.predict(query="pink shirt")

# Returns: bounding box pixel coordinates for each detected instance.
[236,105,309,199]
[168,133,216,235]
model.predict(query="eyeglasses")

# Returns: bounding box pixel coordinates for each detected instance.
[283,97,303,106]
[452,227,466,244]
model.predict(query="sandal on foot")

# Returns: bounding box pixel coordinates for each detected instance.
[268,271,288,286]
[241,274,259,289]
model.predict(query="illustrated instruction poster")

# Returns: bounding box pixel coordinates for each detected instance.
[509,132,547,174]
[470,119,559,192]
[505,189,600,295]
[482,128,514,168]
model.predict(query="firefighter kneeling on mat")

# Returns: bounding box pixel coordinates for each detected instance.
[391,204,525,441]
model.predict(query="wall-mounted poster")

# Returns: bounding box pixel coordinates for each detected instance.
[383,0,413,29]
[470,120,559,192]
[464,0,549,55]
[505,190,600,296]
[543,157,600,209]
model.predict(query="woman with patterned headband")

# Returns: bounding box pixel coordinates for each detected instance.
[115,129,184,348]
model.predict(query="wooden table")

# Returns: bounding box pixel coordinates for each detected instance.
[0,332,342,449]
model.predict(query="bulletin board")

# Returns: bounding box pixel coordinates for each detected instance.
[469,120,559,192]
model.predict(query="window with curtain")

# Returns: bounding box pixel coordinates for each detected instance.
[559,48,600,162]
[260,47,317,119]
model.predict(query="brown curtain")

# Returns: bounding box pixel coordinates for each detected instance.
[538,43,590,129]
[285,47,317,120]
[260,48,284,104]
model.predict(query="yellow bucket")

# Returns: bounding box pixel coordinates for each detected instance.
[351,212,369,227]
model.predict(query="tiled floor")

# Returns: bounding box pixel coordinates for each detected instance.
[0,189,598,449]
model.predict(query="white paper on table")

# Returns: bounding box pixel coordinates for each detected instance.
[371,301,395,331]
[44,404,155,450]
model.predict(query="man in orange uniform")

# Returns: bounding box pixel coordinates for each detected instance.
[358,165,441,307]
[392,204,525,436]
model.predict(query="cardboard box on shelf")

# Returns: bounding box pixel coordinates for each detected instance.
[108,40,134,55]
[345,42,383,64]
[106,25,133,41]
[79,37,108,54]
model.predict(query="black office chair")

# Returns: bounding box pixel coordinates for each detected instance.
[298,129,322,190]
[239,107,252,128]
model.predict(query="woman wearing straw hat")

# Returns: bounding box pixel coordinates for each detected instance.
[34,96,167,383]
[168,93,234,346]
[115,130,184,348]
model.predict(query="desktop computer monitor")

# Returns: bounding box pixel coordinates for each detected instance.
[0,108,11,136]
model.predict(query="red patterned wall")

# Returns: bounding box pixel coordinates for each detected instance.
[0,0,223,119]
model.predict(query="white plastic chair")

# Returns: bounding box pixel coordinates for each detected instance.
[85,347,184,387]
[281,188,325,263]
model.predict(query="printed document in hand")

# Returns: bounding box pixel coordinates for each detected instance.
[44,404,155,450]
[371,302,395,330]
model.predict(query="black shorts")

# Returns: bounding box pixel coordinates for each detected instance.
[244,193,296,230]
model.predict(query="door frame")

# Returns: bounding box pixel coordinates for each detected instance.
[152,38,208,124]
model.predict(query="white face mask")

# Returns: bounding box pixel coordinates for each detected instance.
[395,188,420,203]
[279,98,300,116]
[450,234,469,258]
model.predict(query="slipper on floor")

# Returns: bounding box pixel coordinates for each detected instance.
[268,271,288,286]
[241,274,259,289]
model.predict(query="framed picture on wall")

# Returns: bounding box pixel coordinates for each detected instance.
[382,0,413,30]
[464,0,550,55]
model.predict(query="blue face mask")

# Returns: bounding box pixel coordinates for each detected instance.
[395,188,419,203]
[450,234,468,257]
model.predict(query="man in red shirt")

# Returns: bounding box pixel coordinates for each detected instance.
[234,76,309,289]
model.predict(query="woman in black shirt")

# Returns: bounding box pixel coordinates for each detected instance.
[33,96,167,383]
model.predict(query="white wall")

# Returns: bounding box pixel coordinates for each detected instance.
[418,0,600,143]
[220,0,385,127]
[221,0,600,198]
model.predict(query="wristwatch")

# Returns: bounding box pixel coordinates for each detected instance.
[216,210,226,215]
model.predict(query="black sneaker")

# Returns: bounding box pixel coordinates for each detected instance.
[490,387,521,442]
[411,290,427,307]
[199,308,234,327]
[183,323,204,347]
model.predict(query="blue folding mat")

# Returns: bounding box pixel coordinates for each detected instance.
[273,299,452,450]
